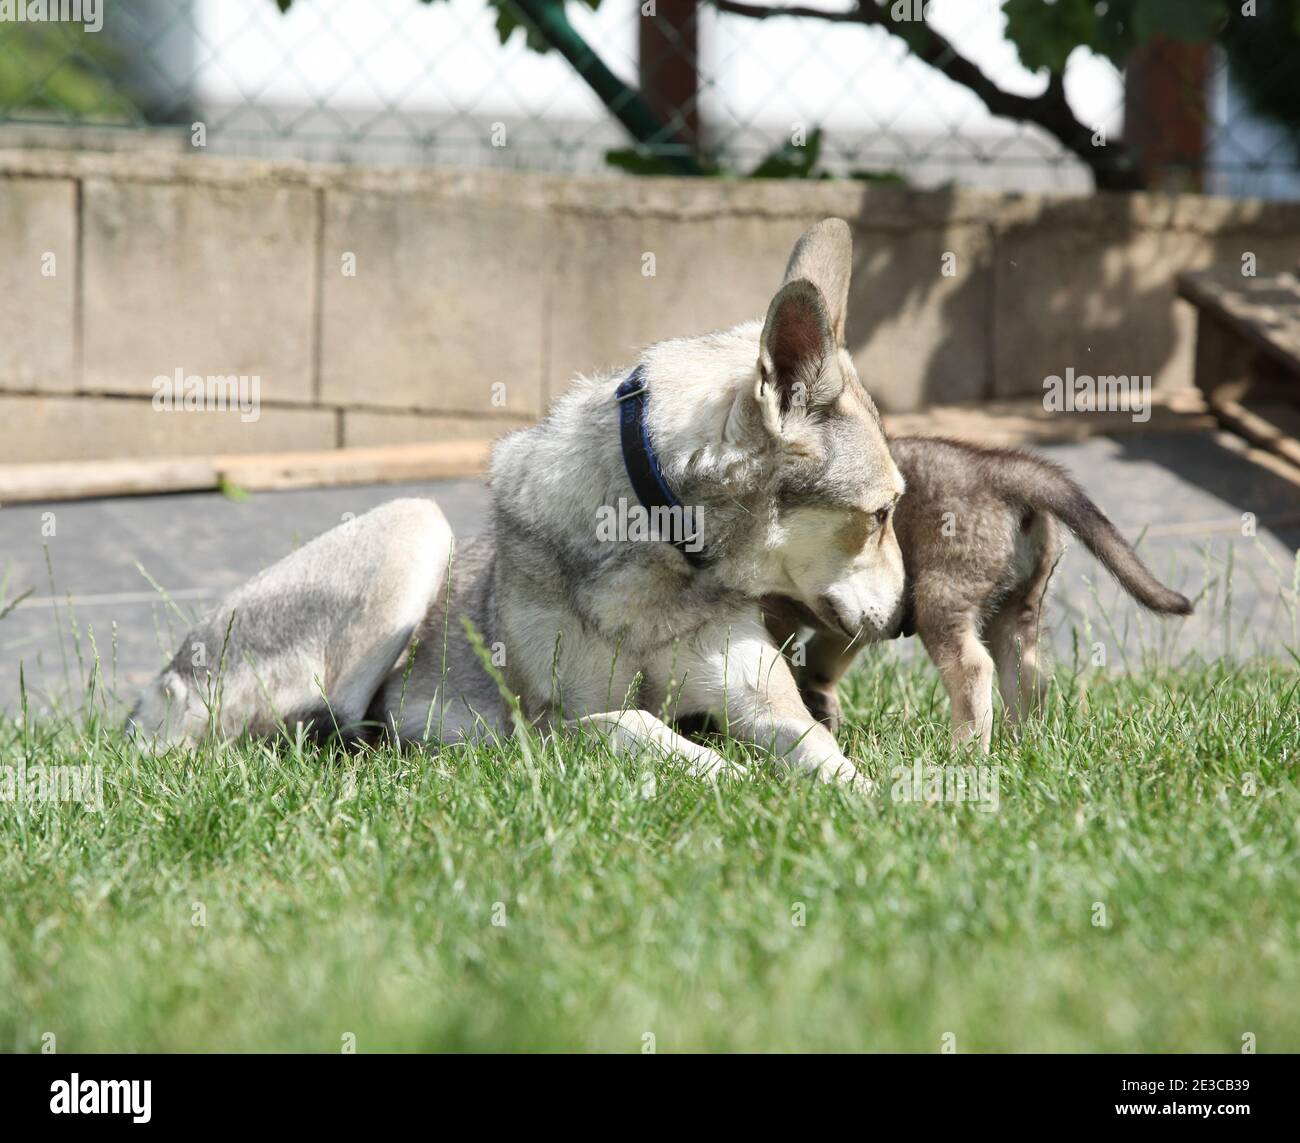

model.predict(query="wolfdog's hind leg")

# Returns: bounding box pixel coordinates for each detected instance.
[129,498,454,747]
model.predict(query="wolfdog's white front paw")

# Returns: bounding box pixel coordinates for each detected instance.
[814,757,874,795]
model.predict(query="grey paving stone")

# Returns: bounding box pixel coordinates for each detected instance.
[0,479,490,714]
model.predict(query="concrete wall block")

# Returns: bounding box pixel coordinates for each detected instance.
[547,209,991,413]
[82,178,317,402]
[546,212,790,402]
[320,191,549,416]
[342,409,532,448]
[989,195,1300,400]
[994,218,1213,399]
[0,395,335,464]
[0,177,77,393]
[847,222,992,411]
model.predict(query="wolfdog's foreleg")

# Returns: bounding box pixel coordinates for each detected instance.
[129,498,454,746]
[673,616,869,788]
[565,710,738,781]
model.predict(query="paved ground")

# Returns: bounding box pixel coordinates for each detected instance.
[1,433,1296,719]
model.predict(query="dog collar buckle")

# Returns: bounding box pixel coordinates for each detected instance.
[615,375,648,402]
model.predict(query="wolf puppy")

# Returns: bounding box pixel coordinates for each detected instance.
[766,437,1192,751]
[130,219,906,786]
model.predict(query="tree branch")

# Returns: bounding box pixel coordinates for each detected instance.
[711,0,1143,190]
[712,1,866,22]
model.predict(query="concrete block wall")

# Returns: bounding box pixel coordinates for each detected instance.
[2,149,1300,465]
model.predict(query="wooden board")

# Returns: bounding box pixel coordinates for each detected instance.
[1178,269,1300,378]
[1207,396,1300,472]
[1179,267,1300,472]
[0,440,492,505]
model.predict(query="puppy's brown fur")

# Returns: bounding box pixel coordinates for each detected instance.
[764,436,1192,750]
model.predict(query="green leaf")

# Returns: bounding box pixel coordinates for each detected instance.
[1222,1,1300,146]
[605,147,720,176]
[218,477,251,503]
[1003,0,1230,73]
[0,24,136,116]
[1131,0,1225,44]
[748,126,827,180]
[604,147,678,176]
[1003,0,1110,72]
[848,168,909,186]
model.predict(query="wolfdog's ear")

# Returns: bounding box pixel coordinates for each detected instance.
[782,218,852,346]
[757,278,836,420]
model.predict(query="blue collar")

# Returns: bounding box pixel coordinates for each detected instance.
[615,366,707,568]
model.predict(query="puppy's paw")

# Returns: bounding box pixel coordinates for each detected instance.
[801,686,843,736]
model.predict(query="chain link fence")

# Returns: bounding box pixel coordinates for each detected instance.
[0,0,1297,197]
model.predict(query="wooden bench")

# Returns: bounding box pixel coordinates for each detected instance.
[1178,267,1300,469]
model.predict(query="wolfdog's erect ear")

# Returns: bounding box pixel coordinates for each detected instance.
[781,218,852,346]
[758,278,837,416]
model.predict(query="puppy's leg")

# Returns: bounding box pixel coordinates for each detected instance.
[759,599,862,736]
[797,628,865,734]
[988,605,1048,725]
[671,614,867,788]
[921,616,995,752]
[760,599,803,656]
[989,514,1057,725]
[567,710,736,781]
[130,498,454,747]
[989,608,1028,724]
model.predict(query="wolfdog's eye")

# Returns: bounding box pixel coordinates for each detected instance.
[874,506,891,527]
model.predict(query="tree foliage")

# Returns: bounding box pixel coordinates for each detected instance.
[1003,0,1300,138]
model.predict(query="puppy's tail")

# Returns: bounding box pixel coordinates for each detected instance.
[1001,453,1193,616]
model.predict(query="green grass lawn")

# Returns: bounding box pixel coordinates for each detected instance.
[0,650,1297,1053]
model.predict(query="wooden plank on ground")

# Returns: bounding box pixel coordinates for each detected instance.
[0,440,492,505]
[216,440,493,492]
[1207,396,1300,472]
[0,456,218,505]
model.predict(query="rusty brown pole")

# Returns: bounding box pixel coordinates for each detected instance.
[639,0,701,153]
[1124,38,1210,193]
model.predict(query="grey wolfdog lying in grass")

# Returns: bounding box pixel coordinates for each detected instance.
[130,218,909,788]
[764,436,1193,751]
